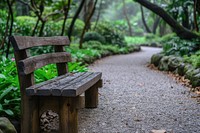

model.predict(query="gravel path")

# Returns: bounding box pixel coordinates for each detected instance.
[78,47,200,133]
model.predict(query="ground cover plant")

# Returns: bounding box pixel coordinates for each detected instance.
[183,50,200,69]
[151,33,200,69]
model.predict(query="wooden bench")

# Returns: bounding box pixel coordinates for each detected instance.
[10,36,102,133]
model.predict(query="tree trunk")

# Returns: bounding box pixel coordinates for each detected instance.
[32,18,40,36]
[6,0,14,58]
[123,0,133,36]
[196,0,200,13]
[93,0,102,30]
[194,0,199,32]
[79,0,97,49]
[159,21,166,36]
[85,0,94,30]
[61,0,71,36]
[39,21,46,37]
[83,0,89,23]
[134,0,200,39]
[140,5,152,33]
[152,16,160,34]
[68,0,86,40]
[182,5,189,29]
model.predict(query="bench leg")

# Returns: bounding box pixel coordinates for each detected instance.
[21,96,40,133]
[85,83,99,108]
[59,97,78,133]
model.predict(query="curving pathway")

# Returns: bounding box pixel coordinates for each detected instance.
[78,47,200,133]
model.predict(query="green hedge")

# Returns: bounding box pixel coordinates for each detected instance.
[0,15,85,38]
[94,21,127,47]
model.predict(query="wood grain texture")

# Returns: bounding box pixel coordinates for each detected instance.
[18,52,71,75]
[26,72,102,97]
[39,97,60,115]
[85,83,99,108]
[55,45,68,76]
[26,72,86,96]
[14,50,40,133]
[10,36,70,50]
[59,97,78,133]
[62,72,102,96]
[77,94,85,109]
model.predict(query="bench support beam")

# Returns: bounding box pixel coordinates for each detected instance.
[59,97,78,133]
[85,83,99,108]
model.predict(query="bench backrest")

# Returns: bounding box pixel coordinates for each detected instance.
[10,36,71,93]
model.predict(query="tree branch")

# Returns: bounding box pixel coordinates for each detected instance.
[134,0,200,39]
[68,0,86,40]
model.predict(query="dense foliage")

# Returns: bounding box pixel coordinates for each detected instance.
[162,37,199,56]
[184,50,200,68]
[94,21,127,47]
[83,31,106,44]
[0,15,85,37]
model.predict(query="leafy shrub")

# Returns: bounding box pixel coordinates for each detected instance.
[125,36,146,45]
[145,33,160,43]
[83,41,103,50]
[43,20,63,36]
[162,37,199,56]
[43,19,84,37]
[184,50,200,68]
[134,28,144,36]
[94,21,126,47]
[0,10,8,43]
[111,20,127,34]
[0,56,20,118]
[83,32,106,44]
[67,44,101,62]
[83,41,120,54]
[12,17,84,37]
[14,16,36,36]
[0,10,7,21]
[101,45,120,54]
[30,46,54,55]
[159,33,176,43]
[145,33,157,40]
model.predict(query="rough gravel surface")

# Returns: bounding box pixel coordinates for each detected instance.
[78,47,200,133]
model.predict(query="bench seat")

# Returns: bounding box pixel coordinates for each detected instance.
[26,72,102,96]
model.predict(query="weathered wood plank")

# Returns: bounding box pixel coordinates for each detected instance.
[52,72,93,96]
[10,36,70,51]
[18,52,71,75]
[26,72,102,97]
[62,72,102,96]
[36,72,91,96]
[26,72,88,96]
[26,73,70,95]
